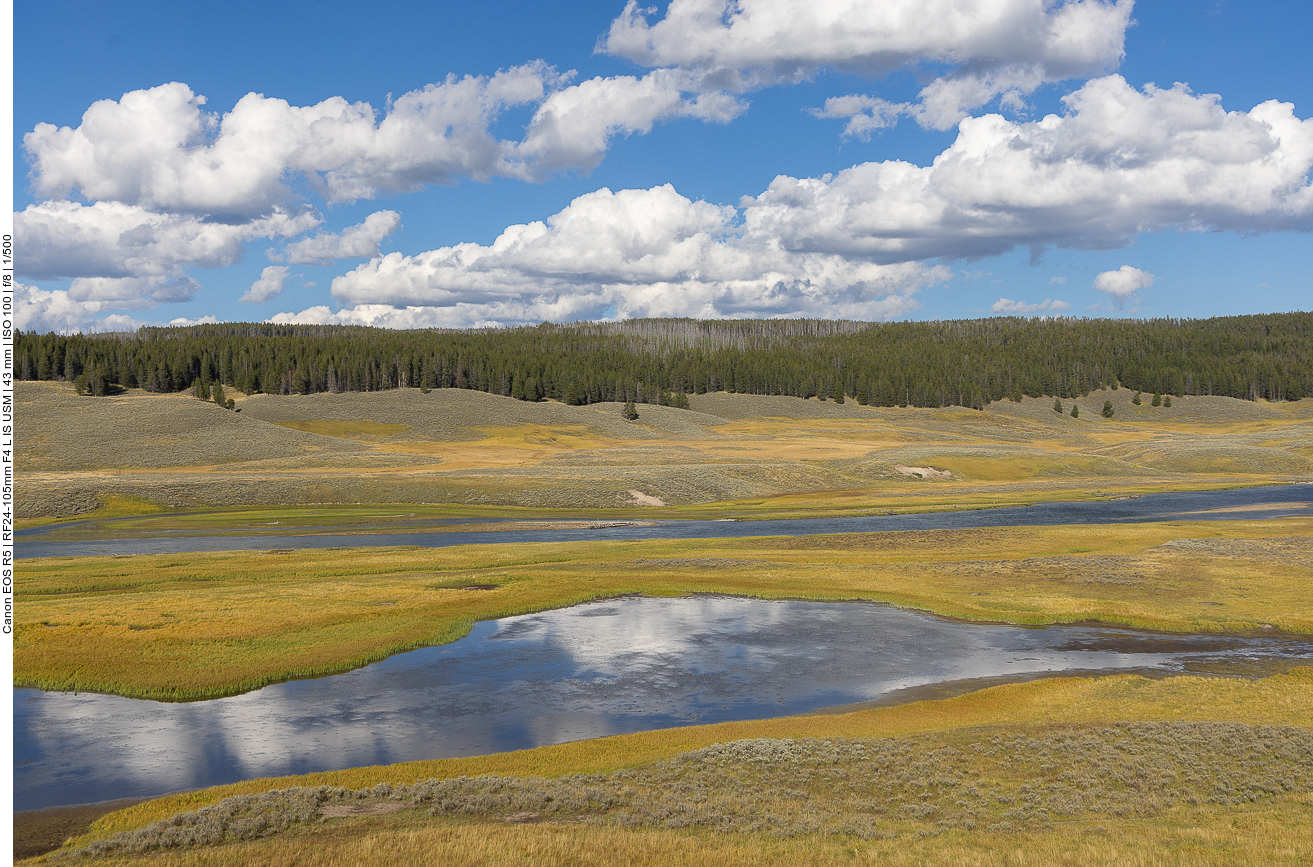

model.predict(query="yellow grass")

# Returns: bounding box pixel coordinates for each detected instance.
[17,387,1313,864]
[274,420,409,439]
[47,806,1313,867]
[16,495,171,529]
[19,383,1313,520]
[381,424,622,470]
[15,518,1313,699]
[39,668,1313,865]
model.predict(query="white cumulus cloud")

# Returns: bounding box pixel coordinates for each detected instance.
[1093,265,1155,306]
[308,184,946,327]
[602,0,1134,128]
[515,69,746,176]
[279,211,402,265]
[15,284,159,334]
[15,200,318,295]
[741,76,1313,262]
[17,69,747,307]
[286,74,1313,330]
[810,95,910,140]
[268,300,601,331]
[990,297,1072,315]
[242,266,291,304]
[23,70,558,216]
[23,69,743,218]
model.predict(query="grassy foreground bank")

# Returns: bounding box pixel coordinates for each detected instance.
[16,517,1313,699]
[30,668,1313,866]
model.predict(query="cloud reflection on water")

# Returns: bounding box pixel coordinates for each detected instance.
[16,596,1313,811]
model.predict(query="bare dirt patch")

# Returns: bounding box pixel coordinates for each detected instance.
[627,489,666,507]
[895,464,953,480]
[14,798,148,861]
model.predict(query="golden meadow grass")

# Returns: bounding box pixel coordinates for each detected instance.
[15,517,1313,700]
[19,382,1313,519]
[46,808,1313,867]
[16,386,1313,863]
[32,668,1313,865]
[47,724,1313,860]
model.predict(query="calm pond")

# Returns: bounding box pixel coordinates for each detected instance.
[15,595,1313,811]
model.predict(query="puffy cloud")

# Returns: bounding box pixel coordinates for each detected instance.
[279,210,402,265]
[14,199,317,322]
[24,68,741,219]
[67,274,201,307]
[24,69,559,216]
[283,76,1313,330]
[516,69,746,176]
[1093,265,1155,307]
[990,297,1072,315]
[17,284,223,334]
[602,0,1133,126]
[166,314,220,327]
[810,95,909,140]
[241,266,291,304]
[14,285,225,338]
[15,284,153,334]
[319,184,945,326]
[742,76,1313,262]
[15,200,319,284]
[268,299,605,331]
[18,70,742,310]
[295,74,1313,330]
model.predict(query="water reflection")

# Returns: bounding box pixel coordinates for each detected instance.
[15,596,1313,811]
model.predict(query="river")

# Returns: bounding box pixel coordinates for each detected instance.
[17,483,1312,558]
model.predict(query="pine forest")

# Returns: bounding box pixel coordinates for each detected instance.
[15,312,1312,409]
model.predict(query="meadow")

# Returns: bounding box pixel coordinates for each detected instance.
[15,382,1313,863]
[18,381,1313,521]
[24,669,1313,865]
[14,518,1313,700]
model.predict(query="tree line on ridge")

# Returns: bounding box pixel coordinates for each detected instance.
[14,312,1311,409]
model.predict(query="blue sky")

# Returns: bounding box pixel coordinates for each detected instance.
[12,0,1313,332]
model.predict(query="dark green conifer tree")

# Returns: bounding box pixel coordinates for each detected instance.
[562,379,584,406]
